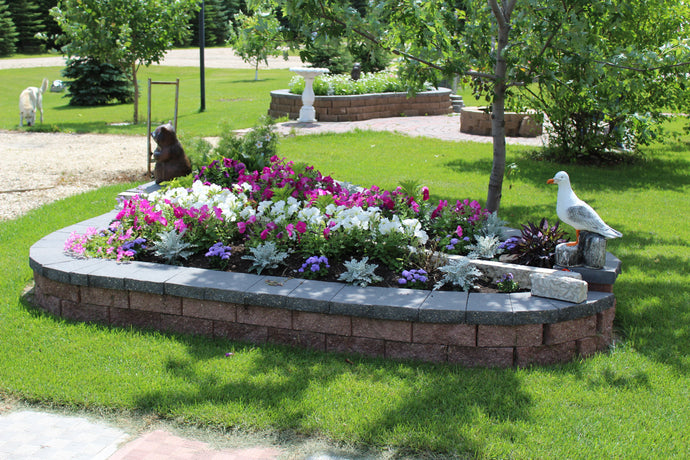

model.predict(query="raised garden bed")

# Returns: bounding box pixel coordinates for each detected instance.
[29,188,620,368]
[460,106,543,137]
[268,88,453,122]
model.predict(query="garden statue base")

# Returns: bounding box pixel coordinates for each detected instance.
[555,231,608,269]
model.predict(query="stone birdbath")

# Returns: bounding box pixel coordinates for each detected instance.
[290,67,329,123]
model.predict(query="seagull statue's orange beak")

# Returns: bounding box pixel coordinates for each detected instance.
[547,178,555,184]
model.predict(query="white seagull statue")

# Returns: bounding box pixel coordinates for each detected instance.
[547,171,622,246]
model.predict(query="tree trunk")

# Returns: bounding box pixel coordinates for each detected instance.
[255,60,259,81]
[132,62,139,124]
[486,0,515,213]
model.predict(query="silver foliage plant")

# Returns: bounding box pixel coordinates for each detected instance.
[478,211,508,239]
[338,257,383,287]
[467,235,504,260]
[152,229,196,264]
[434,256,482,291]
[242,241,290,275]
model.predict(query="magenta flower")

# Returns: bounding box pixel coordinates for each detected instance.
[422,186,430,201]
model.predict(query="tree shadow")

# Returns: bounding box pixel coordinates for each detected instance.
[444,143,690,193]
[129,332,532,457]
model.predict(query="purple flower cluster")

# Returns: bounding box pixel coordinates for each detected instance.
[397,269,428,288]
[205,242,232,260]
[298,255,330,279]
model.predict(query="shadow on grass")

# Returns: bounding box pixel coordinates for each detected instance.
[444,142,690,193]
[129,335,531,456]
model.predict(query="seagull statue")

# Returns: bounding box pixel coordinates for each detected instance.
[547,171,622,246]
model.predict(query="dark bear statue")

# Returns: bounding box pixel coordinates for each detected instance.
[151,123,191,184]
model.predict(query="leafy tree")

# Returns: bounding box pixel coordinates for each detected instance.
[51,0,199,123]
[231,9,285,80]
[8,0,45,53]
[0,0,18,56]
[265,0,690,211]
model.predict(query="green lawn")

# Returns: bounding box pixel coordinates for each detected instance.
[1,116,689,457]
[1,65,482,137]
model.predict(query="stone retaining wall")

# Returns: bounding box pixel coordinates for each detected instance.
[29,210,618,367]
[268,88,453,122]
[460,106,543,137]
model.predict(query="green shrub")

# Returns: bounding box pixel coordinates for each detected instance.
[61,57,133,106]
[289,71,430,96]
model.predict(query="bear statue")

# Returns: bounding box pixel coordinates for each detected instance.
[151,123,191,184]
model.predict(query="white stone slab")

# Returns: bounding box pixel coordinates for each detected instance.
[530,272,588,303]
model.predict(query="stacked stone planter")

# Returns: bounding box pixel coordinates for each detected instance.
[29,186,620,367]
[268,88,453,122]
[460,106,542,137]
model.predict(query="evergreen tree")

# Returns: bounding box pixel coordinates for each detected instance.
[0,0,18,56]
[36,0,60,51]
[190,0,231,47]
[8,0,44,53]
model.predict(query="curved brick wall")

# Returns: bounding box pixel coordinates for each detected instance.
[29,210,617,367]
[268,88,453,122]
[460,106,543,137]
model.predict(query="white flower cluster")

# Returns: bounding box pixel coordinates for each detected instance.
[147,181,429,247]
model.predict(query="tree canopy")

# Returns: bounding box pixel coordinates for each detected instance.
[51,0,199,123]
[263,0,690,211]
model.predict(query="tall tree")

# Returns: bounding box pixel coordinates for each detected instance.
[35,0,60,51]
[51,0,198,123]
[267,0,690,211]
[0,0,18,56]
[231,9,285,80]
[8,0,44,53]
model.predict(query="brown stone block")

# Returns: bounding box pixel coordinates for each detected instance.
[39,277,79,303]
[318,114,339,122]
[413,323,476,346]
[214,320,268,344]
[314,100,332,109]
[81,286,128,308]
[268,328,326,352]
[576,337,603,358]
[110,307,161,331]
[237,304,291,328]
[478,324,543,347]
[352,317,412,341]
[293,311,351,335]
[588,283,613,293]
[448,346,514,368]
[161,314,213,337]
[40,294,62,316]
[597,305,616,335]
[129,291,182,315]
[326,335,385,358]
[544,315,597,345]
[62,301,109,324]
[385,341,447,363]
[183,298,237,322]
[331,99,351,108]
[515,341,577,367]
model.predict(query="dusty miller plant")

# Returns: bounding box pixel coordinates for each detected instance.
[152,229,196,264]
[242,241,290,275]
[467,235,504,260]
[478,212,507,239]
[338,257,382,287]
[434,257,482,291]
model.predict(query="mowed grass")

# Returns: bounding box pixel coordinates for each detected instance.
[0,64,482,137]
[1,113,689,457]
[1,65,295,136]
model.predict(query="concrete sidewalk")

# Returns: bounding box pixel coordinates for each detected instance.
[0,409,355,459]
